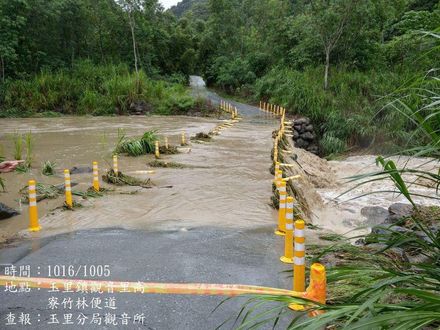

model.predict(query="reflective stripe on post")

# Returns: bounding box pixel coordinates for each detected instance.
[155,141,160,159]
[92,162,100,192]
[275,181,287,236]
[280,197,294,264]
[274,162,280,180]
[113,155,118,176]
[28,180,41,232]
[181,132,186,146]
[64,170,73,208]
[294,219,306,292]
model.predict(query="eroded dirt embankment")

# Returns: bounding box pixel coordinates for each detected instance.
[277,131,439,236]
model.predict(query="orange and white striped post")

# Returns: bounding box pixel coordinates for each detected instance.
[294,219,306,292]
[275,181,287,236]
[280,196,294,263]
[28,180,40,232]
[92,161,100,192]
[113,155,118,176]
[64,170,73,208]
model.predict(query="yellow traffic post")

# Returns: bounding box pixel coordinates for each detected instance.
[28,180,41,232]
[113,155,118,176]
[155,141,160,159]
[165,136,169,150]
[274,162,280,180]
[280,196,294,264]
[181,132,186,146]
[259,101,262,110]
[276,169,283,181]
[92,161,100,192]
[275,181,287,236]
[294,219,306,292]
[64,170,73,208]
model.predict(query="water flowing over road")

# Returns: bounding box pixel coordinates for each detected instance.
[0,77,438,329]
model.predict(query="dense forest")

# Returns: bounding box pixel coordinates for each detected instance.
[0,0,439,155]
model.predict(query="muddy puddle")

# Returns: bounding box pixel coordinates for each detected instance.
[0,110,280,242]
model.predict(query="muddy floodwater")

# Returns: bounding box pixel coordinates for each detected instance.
[1,78,439,244]
[0,112,280,242]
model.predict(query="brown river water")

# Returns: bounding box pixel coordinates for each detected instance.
[0,113,280,242]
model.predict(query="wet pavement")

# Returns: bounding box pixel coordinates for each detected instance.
[0,227,293,329]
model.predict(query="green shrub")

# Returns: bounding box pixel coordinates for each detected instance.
[0,60,197,117]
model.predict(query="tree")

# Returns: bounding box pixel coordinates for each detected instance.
[307,0,362,89]
[116,0,142,77]
[0,0,28,82]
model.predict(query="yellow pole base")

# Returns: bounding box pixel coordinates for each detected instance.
[29,226,41,232]
[274,230,286,236]
[280,256,294,264]
[289,304,306,311]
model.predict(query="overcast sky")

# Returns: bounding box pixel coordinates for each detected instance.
[159,0,180,9]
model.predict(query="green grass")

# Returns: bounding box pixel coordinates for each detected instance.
[42,161,56,176]
[0,60,199,117]
[12,133,22,161]
[114,130,158,157]
[24,132,33,168]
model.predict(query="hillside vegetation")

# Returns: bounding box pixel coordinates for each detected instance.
[178,0,439,155]
[0,0,439,155]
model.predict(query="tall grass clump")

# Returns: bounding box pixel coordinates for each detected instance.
[24,131,33,168]
[114,130,158,156]
[42,161,56,176]
[0,60,197,117]
[12,133,22,160]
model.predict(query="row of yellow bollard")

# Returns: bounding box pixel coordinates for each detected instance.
[28,130,192,231]
[259,101,286,117]
[210,100,241,135]
[27,160,104,232]
[155,132,186,159]
[220,100,239,119]
[270,107,325,308]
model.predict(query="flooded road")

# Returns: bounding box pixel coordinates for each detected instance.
[1,77,438,243]
[0,91,279,242]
